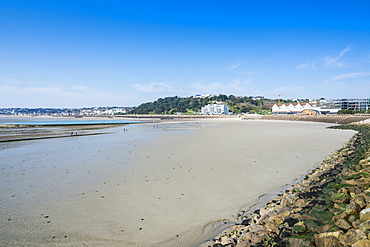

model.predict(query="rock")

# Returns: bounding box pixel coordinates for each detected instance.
[339,229,367,246]
[270,211,290,225]
[346,180,359,186]
[352,219,363,229]
[248,223,264,233]
[314,234,343,247]
[250,231,267,245]
[259,208,269,218]
[335,218,352,230]
[264,221,279,233]
[331,193,350,203]
[294,198,307,208]
[359,220,370,231]
[280,198,292,207]
[286,237,311,247]
[235,239,251,247]
[357,178,370,188]
[310,209,334,223]
[346,202,361,216]
[354,194,367,209]
[220,236,236,245]
[348,214,358,223]
[292,222,306,234]
[315,224,332,234]
[334,203,345,210]
[360,208,370,221]
[353,239,370,247]
[304,219,321,233]
[333,212,348,222]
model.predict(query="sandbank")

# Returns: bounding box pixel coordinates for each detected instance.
[0,119,355,246]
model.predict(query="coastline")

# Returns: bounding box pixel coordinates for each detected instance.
[0,119,356,246]
[210,123,370,247]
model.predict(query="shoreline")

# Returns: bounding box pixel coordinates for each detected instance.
[0,119,357,246]
[210,123,370,247]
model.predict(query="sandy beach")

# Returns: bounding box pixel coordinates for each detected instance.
[0,119,355,246]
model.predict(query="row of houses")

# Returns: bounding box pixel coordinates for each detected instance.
[79,108,131,115]
[272,103,320,114]
[272,98,370,114]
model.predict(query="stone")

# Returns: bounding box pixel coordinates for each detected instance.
[354,194,367,209]
[304,219,321,233]
[250,231,267,245]
[346,180,359,186]
[348,214,358,223]
[310,209,334,223]
[315,224,332,234]
[235,239,251,247]
[331,193,350,203]
[359,220,370,231]
[292,222,306,234]
[339,229,367,246]
[346,202,361,216]
[335,218,352,230]
[332,212,348,222]
[353,239,370,247]
[270,211,290,225]
[357,178,370,188]
[248,223,264,233]
[286,237,311,247]
[280,198,291,207]
[352,219,363,229]
[360,208,370,221]
[264,221,279,233]
[220,236,236,245]
[294,198,307,208]
[314,234,343,247]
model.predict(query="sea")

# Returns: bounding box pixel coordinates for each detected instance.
[0,116,144,125]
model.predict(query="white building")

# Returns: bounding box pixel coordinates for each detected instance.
[272,103,319,114]
[201,103,230,115]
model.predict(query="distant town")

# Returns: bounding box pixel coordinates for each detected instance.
[1,95,369,116]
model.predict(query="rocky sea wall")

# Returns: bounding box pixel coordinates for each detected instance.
[211,124,370,247]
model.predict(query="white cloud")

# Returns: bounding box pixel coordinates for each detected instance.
[134,82,174,93]
[326,72,370,82]
[296,62,310,70]
[323,45,351,68]
[239,68,269,77]
[226,62,244,71]
[71,85,92,93]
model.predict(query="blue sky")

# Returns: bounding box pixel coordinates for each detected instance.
[1,0,370,108]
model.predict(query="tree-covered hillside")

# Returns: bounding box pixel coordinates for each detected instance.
[129,95,277,114]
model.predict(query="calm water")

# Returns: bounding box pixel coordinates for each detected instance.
[0,116,144,125]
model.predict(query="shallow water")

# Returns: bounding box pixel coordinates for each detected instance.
[0,116,144,125]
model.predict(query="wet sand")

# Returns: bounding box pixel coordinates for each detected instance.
[0,119,355,246]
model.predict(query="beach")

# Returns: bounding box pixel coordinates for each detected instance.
[0,119,355,246]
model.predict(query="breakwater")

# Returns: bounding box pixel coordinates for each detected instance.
[211,124,370,247]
